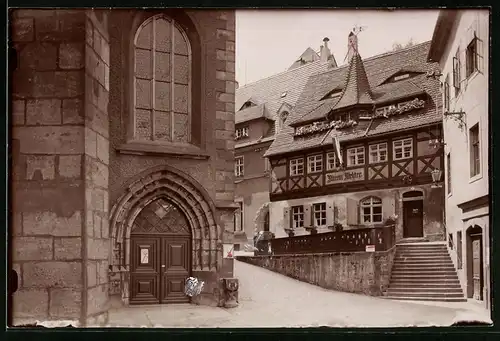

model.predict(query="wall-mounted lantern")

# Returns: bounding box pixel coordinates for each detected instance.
[431,168,443,188]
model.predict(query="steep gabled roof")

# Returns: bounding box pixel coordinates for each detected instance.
[235,58,330,127]
[331,52,374,111]
[235,104,274,125]
[265,41,442,158]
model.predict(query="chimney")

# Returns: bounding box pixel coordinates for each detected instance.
[320,37,332,63]
[347,32,358,62]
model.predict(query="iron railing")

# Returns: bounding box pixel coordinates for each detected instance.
[270,224,396,255]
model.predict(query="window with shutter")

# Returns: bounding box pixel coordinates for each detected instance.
[453,49,461,93]
[469,124,480,177]
[443,75,450,112]
[466,37,479,77]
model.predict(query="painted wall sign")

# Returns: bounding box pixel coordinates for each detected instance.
[326,168,365,185]
[365,245,375,252]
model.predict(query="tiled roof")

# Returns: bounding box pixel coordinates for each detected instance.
[235,59,331,129]
[235,104,273,124]
[265,41,442,158]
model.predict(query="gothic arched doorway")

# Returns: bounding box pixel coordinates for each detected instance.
[129,198,191,305]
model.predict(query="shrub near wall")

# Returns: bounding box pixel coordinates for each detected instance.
[237,247,396,296]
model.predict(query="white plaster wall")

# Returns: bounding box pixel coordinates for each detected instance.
[269,188,401,238]
[439,9,489,309]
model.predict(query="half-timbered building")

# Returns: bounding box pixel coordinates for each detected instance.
[234,39,337,249]
[265,32,446,243]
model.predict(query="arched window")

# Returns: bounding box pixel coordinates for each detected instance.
[278,111,289,132]
[360,196,383,224]
[133,15,191,143]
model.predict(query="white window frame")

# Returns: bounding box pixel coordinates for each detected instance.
[264,157,271,172]
[307,154,323,174]
[393,138,413,160]
[347,146,365,166]
[369,142,388,164]
[235,156,244,177]
[360,196,383,224]
[312,202,327,227]
[234,201,244,232]
[292,206,304,229]
[326,152,341,170]
[235,127,249,139]
[290,158,304,176]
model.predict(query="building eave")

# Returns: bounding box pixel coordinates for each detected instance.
[427,10,459,62]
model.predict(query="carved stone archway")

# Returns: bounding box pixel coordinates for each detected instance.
[108,165,221,304]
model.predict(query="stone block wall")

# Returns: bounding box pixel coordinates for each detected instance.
[10,9,110,326]
[237,247,397,296]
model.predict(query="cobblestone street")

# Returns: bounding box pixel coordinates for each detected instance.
[106,260,491,328]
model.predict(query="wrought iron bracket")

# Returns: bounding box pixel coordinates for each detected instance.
[444,111,467,131]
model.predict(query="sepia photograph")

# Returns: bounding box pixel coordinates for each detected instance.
[7,7,492,328]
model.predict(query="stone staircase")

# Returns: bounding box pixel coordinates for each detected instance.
[384,242,466,302]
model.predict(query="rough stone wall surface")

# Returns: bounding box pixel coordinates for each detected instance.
[106,9,236,307]
[237,248,396,296]
[10,8,110,326]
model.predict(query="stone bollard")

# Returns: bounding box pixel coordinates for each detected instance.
[222,278,239,308]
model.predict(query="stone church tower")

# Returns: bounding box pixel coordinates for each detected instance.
[10,8,238,326]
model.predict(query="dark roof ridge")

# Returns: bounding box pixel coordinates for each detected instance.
[315,40,432,78]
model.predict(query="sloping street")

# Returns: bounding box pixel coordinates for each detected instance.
[106,260,490,328]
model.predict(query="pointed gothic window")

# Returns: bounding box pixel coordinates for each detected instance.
[133,15,192,143]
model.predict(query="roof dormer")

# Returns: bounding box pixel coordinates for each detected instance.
[379,70,425,85]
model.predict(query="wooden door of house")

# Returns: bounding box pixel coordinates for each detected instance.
[129,198,191,305]
[472,234,483,301]
[403,200,424,238]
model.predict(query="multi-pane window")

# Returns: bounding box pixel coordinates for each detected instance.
[447,153,452,194]
[360,196,383,224]
[466,38,478,77]
[307,154,323,173]
[369,143,387,164]
[292,206,304,229]
[327,152,341,170]
[338,113,351,122]
[290,158,304,176]
[234,201,243,232]
[235,156,244,177]
[470,124,480,177]
[235,127,249,139]
[312,203,327,227]
[133,15,191,143]
[444,75,450,111]
[347,147,365,166]
[393,138,413,160]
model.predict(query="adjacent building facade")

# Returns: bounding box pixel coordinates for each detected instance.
[233,39,337,247]
[265,33,445,244]
[428,9,490,310]
[10,8,238,326]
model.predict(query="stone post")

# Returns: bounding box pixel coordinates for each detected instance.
[10,9,110,327]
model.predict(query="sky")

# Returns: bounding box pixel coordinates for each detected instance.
[235,9,440,86]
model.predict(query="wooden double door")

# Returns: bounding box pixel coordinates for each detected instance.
[130,235,191,304]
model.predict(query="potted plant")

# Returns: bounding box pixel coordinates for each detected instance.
[333,223,344,232]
